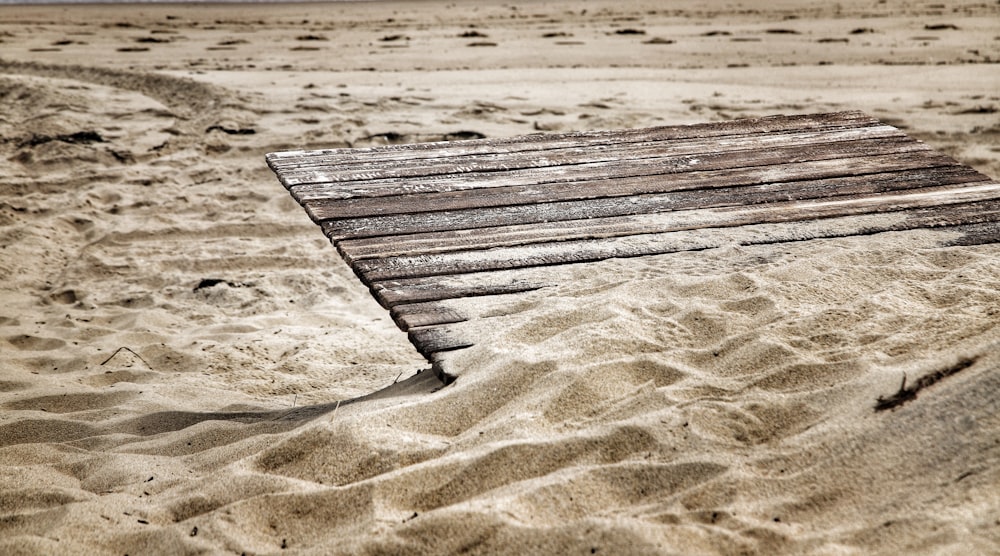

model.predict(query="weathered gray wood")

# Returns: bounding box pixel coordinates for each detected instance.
[407,325,473,358]
[373,214,1000,310]
[334,166,990,261]
[290,129,919,206]
[372,274,548,308]
[322,156,981,241]
[296,137,930,226]
[307,151,964,233]
[266,110,880,175]
[941,221,1000,246]
[381,216,1000,335]
[390,302,467,331]
[353,186,1000,282]
[281,125,904,189]
[292,141,932,231]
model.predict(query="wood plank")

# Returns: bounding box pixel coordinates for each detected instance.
[306,149,963,231]
[941,221,1000,246]
[373,216,1000,309]
[266,111,880,174]
[280,124,903,188]
[333,165,990,258]
[410,215,1000,364]
[407,325,474,358]
[322,155,980,240]
[390,302,467,331]
[289,127,915,202]
[368,205,1000,308]
[372,274,549,308]
[353,185,1000,282]
[387,216,1000,334]
[302,141,936,227]
[295,137,930,225]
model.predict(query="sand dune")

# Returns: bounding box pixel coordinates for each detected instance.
[1,0,999,553]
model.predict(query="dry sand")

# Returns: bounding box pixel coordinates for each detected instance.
[1,0,999,553]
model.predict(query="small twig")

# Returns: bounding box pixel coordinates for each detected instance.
[100,346,152,369]
[393,371,404,384]
[333,399,341,415]
[875,357,977,411]
[292,394,297,407]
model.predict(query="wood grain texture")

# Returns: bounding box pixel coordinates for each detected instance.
[336,166,989,261]
[321,156,980,241]
[390,302,467,331]
[291,131,923,211]
[366,214,1000,309]
[351,188,1000,282]
[266,111,1000,370]
[407,325,473,358]
[284,125,905,195]
[266,111,880,175]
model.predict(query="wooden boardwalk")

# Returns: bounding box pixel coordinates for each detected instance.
[267,111,1000,378]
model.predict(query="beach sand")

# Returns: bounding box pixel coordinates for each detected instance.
[1,0,999,553]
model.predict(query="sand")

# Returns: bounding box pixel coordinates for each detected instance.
[1,0,999,553]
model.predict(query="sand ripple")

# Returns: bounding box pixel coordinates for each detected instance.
[1,0,999,553]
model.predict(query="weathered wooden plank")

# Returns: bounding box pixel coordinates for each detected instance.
[289,127,917,203]
[306,149,963,230]
[371,213,1000,308]
[322,155,979,240]
[385,215,1000,333]
[372,274,549,308]
[333,165,989,258]
[367,203,1000,308]
[266,111,880,174]
[407,325,474,358]
[353,185,1000,282]
[340,184,975,263]
[295,137,930,224]
[940,221,1000,246]
[280,124,903,188]
[390,302,467,331]
[409,214,1000,364]
[392,294,540,331]
[304,144,940,232]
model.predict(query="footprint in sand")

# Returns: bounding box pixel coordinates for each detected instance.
[6,334,66,351]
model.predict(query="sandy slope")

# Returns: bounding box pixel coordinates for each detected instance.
[1,1,999,553]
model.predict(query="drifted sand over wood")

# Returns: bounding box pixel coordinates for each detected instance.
[1,1,999,553]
